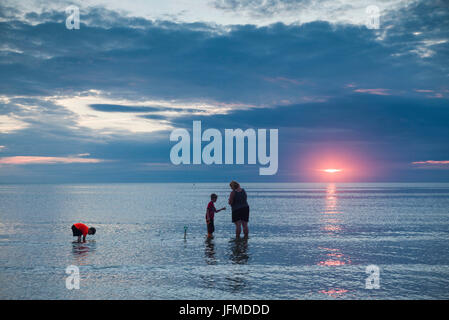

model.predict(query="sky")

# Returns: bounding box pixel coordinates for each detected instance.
[0,0,448,183]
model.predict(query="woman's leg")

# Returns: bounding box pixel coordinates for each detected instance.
[242,221,249,237]
[235,221,242,238]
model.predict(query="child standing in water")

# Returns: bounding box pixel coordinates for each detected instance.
[206,193,226,238]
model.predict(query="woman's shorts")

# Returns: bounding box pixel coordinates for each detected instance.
[207,220,215,234]
[71,225,82,237]
[232,206,249,223]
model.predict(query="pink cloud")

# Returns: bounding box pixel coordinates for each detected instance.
[0,156,104,165]
[412,160,449,165]
[415,89,434,93]
[353,88,391,96]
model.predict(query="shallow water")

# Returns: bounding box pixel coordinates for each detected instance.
[0,183,448,299]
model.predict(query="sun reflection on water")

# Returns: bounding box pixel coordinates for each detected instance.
[317,184,351,298]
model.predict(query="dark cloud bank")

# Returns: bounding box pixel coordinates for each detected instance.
[0,1,448,182]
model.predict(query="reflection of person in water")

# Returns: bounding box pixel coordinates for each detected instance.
[72,240,96,265]
[225,238,250,292]
[72,243,90,256]
[229,237,249,265]
[204,238,217,265]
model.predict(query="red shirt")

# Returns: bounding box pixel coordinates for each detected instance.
[206,201,217,221]
[74,223,89,236]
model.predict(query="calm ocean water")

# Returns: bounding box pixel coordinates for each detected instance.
[0,183,448,299]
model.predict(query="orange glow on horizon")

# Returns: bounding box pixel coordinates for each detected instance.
[297,147,380,182]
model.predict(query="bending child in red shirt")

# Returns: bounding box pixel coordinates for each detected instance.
[71,223,96,243]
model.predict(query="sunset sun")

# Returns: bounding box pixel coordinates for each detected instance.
[321,169,342,173]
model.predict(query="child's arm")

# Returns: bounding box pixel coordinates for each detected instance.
[217,207,226,212]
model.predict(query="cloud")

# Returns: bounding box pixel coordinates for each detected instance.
[48,93,172,134]
[411,160,449,171]
[0,156,104,165]
[412,160,449,165]
[381,0,449,69]
[0,1,448,182]
[1,3,447,107]
[0,0,418,27]
[212,0,416,26]
[263,76,305,86]
[45,91,239,135]
[429,93,444,99]
[409,39,448,58]
[89,104,166,113]
[0,114,29,133]
[353,89,391,96]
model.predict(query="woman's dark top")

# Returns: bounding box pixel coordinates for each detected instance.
[230,189,249,212]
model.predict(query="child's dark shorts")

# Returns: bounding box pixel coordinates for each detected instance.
[71,224,82,237]
[207,220,215,234]
[232,206,250,223]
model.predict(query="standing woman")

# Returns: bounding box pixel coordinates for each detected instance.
[228,181,250,238]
